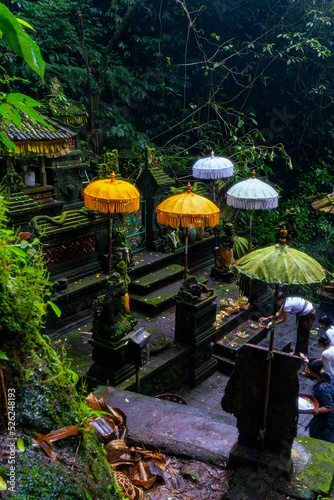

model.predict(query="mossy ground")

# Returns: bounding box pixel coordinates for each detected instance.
[292,436,334,497]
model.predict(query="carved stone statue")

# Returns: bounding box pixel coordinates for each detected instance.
[92,263,137,344]
[276,208,297,246]
[161,225,180,252]
[112,227,133,269]
[217,222,235,272]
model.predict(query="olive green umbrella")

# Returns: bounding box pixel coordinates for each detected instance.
[236,238,325,287]
[235,227,326,448]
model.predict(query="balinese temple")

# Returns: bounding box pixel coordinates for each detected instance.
[0,78,91,216]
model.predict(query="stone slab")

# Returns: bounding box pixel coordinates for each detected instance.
[94,385,238,465]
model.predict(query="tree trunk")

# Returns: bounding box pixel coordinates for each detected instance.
[90,0,148,149]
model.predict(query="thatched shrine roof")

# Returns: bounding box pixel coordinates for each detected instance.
[0,113,76,156]
[43,77,88,127]
[47,100,88,126]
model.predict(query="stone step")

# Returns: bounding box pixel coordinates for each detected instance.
[130,237,215,279]
[129,275,208,316]
[130,250,183,279]
[212,354,235,376]
[129,263,185,295]
[214,319,268,361]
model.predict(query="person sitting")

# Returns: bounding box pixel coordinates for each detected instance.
[319,314,334,345]
[303,333,334,377]
[259,291,316,356]
[317,333,334,376]
[307,359,334,443]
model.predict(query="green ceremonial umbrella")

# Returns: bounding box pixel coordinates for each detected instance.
[235,227,326,447]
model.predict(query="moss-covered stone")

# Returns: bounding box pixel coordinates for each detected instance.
[292,436,334,497]
[0,336,122,499]
[1,431,121,500]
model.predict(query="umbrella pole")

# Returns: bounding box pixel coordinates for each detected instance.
[214,226,218,268]
[184,227,189,279]
[108,213,113,276]
[261,283,279,450]
[248,210,253,250]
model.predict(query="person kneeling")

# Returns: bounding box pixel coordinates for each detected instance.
[307,359,334,443]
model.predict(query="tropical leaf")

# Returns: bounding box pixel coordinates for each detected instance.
[0,102,22,128]
[17,437,25,452]
[0,476,7,491]
[0,4,45,81]
[0,131,18,152]
[4,245,29,260]
[46,300,61,318]
[233,236,249,260]
[67,369,79,385]
[0,350,9,361]
[6,93,49,127]
[16,18,34,31]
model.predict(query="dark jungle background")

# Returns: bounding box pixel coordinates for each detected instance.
[2,0,334,271]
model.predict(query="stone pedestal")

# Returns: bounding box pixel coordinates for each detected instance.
[227,442,293,480]
[87,337,135,386]
[175,291,218,386]
[210,267,235,282]
[175,293,217,347]
[238,275,271,303]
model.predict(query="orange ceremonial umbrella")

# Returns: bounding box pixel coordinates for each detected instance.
[84,172,140,275]
[156,183,220,279]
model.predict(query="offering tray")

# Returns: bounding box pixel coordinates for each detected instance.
[298,393,319,414]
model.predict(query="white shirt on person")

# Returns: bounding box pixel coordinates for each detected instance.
[282,297,313,316]
[321,346,334,376]
[326,326,334,346]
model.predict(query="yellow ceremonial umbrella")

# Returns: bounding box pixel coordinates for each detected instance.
[84,172,140,275]
[156,183,220,279]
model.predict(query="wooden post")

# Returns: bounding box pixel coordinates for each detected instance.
[248,209,253,250]
[261,282,279,450]
[184,227,189,279]
[108,213,113,276]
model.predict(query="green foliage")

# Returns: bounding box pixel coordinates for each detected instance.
[0,3,45,81]
[233,236,249,261]
[0,4,48,151]
[235,209,281,249]
[0,213,55,344]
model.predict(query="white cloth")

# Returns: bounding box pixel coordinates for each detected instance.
[282,297,313,316]
[321,346,334,376]
[326,326,334,346]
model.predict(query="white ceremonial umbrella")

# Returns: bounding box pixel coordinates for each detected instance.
[192,151,234,180]
[226,170,279,250]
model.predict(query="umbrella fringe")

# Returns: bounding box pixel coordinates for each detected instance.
[226,195,278,210]
[192,166,234,179]
[157,212,219,228]
[84,196,140,214]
